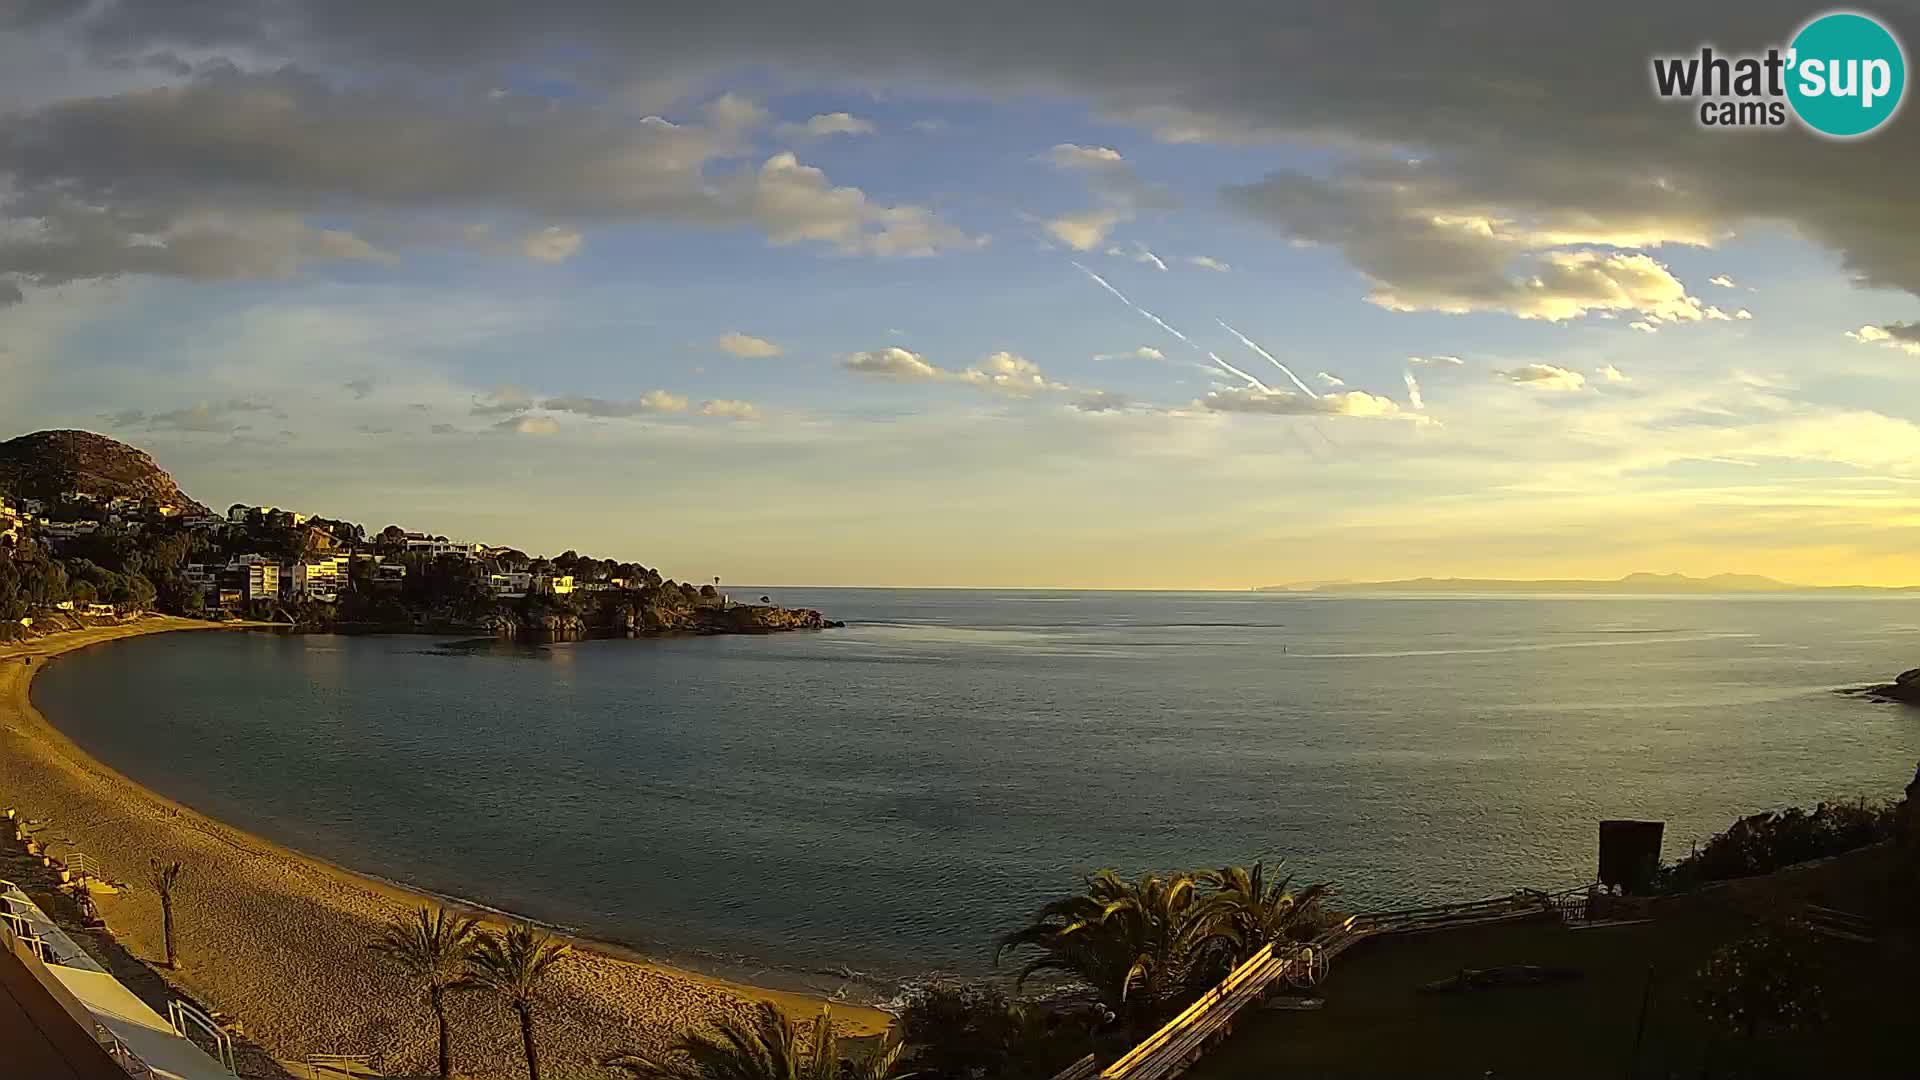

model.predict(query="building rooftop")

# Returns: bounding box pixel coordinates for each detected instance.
[2,879,234,1080]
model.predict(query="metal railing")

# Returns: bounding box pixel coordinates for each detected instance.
[97,1020,160,1079]
[307,1052,374,1078]
[0,907,56,963]
[168,998,238,1074]
[1059,882,1607,1080]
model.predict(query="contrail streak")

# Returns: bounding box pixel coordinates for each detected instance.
[1203,350,1271,392]
[1071,262,1271,392]
[1217,320,1317,398]
[1403,370,1425,411]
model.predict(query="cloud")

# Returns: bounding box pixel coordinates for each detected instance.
[521,225,583,263]
[0,72,978,289]
[343,377,374,398]
[842,347,1067,396]
[539,390,689,416]
[1709,274,1737,288]
[1199,387,1408,418]
[497,414,559,435]
[715,331,782,358]
[1493,363,1587,391]
[753,151,983,256]
[1402,371,1424,410]
[471,386,534,415]
[842,346,943,381]
[430,422,457,434]
[699,398,761,419]
[1094,346,1164,361]
[776,111,876,138]
[1035,141,1174,248]
[957,351,1065,395]
[0,281,22,307]
[102,397,282,433]
[909,118,947,133]
[1071,390,1130,412]
[38,3,1920,328]
[1134,244,1167,271]
[1186,255,1230,272]
[1044,208,1125,252]
[1734,308,1753,320]
[1408,355,1463,366]
[1846,323,1920,356]
[1598,363,1630,383]
[1316,371,1345,387]
[1223,167,1713,322]
[1629,321,1657,334]
[1042,144,1125,169]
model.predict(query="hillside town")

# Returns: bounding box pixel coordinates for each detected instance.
[0,465,830,638]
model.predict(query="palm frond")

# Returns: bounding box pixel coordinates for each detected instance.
[466,920,569,1005]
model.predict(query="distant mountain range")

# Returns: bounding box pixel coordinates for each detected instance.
[1255,572,1920,595]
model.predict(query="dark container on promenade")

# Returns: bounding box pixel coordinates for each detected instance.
[1598,819,1665,894]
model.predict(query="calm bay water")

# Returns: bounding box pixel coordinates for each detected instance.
[31,590,1920,994]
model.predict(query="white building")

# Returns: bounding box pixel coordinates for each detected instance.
[236,562,280,603]
[182,564,219,595]
[489,571,533,597]
[289,556,351,602]
[40,521,99,540]
[405,537,484,559]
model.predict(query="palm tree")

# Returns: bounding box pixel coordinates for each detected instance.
[1192,862,1334,964]
[369,906,481,1079]
[466,921,569,1080]
[147,859,184,968]
[604,1001,911,1080]
[995,870,1215,1029]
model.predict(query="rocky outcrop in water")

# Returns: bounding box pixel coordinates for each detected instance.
[697,604,838,633]
[1848,667,1920,705]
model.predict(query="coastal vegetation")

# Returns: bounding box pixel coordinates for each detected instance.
[1657,799,1897,891]
[466,921,571,1080]
[603,1001,911,1080]
[370,906,483,1079]
[147,857,184,969]
[996,861,1331,1035]
[896,983,1099,1080]
[1694,920,1828,1046]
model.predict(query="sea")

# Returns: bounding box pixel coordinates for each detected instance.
[30,589,1920,1001]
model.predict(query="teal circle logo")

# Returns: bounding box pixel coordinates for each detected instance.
[1787,11,1906,137]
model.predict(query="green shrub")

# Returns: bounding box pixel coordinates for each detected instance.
[1659,800,1895,891]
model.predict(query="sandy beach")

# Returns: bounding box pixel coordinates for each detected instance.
[1,617,888,1079]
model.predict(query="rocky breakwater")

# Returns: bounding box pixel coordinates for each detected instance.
[697,604,843,633]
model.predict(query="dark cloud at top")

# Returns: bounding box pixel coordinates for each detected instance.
[9,1,1920,314]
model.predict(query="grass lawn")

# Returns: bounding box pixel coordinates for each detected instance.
[1189,844,1911,1079]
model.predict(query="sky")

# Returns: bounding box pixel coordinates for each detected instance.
[5,1,1920,588]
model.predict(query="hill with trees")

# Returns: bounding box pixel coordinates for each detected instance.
[0,430,831,639]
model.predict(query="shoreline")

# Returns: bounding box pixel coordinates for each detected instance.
[1,617,888,1079]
